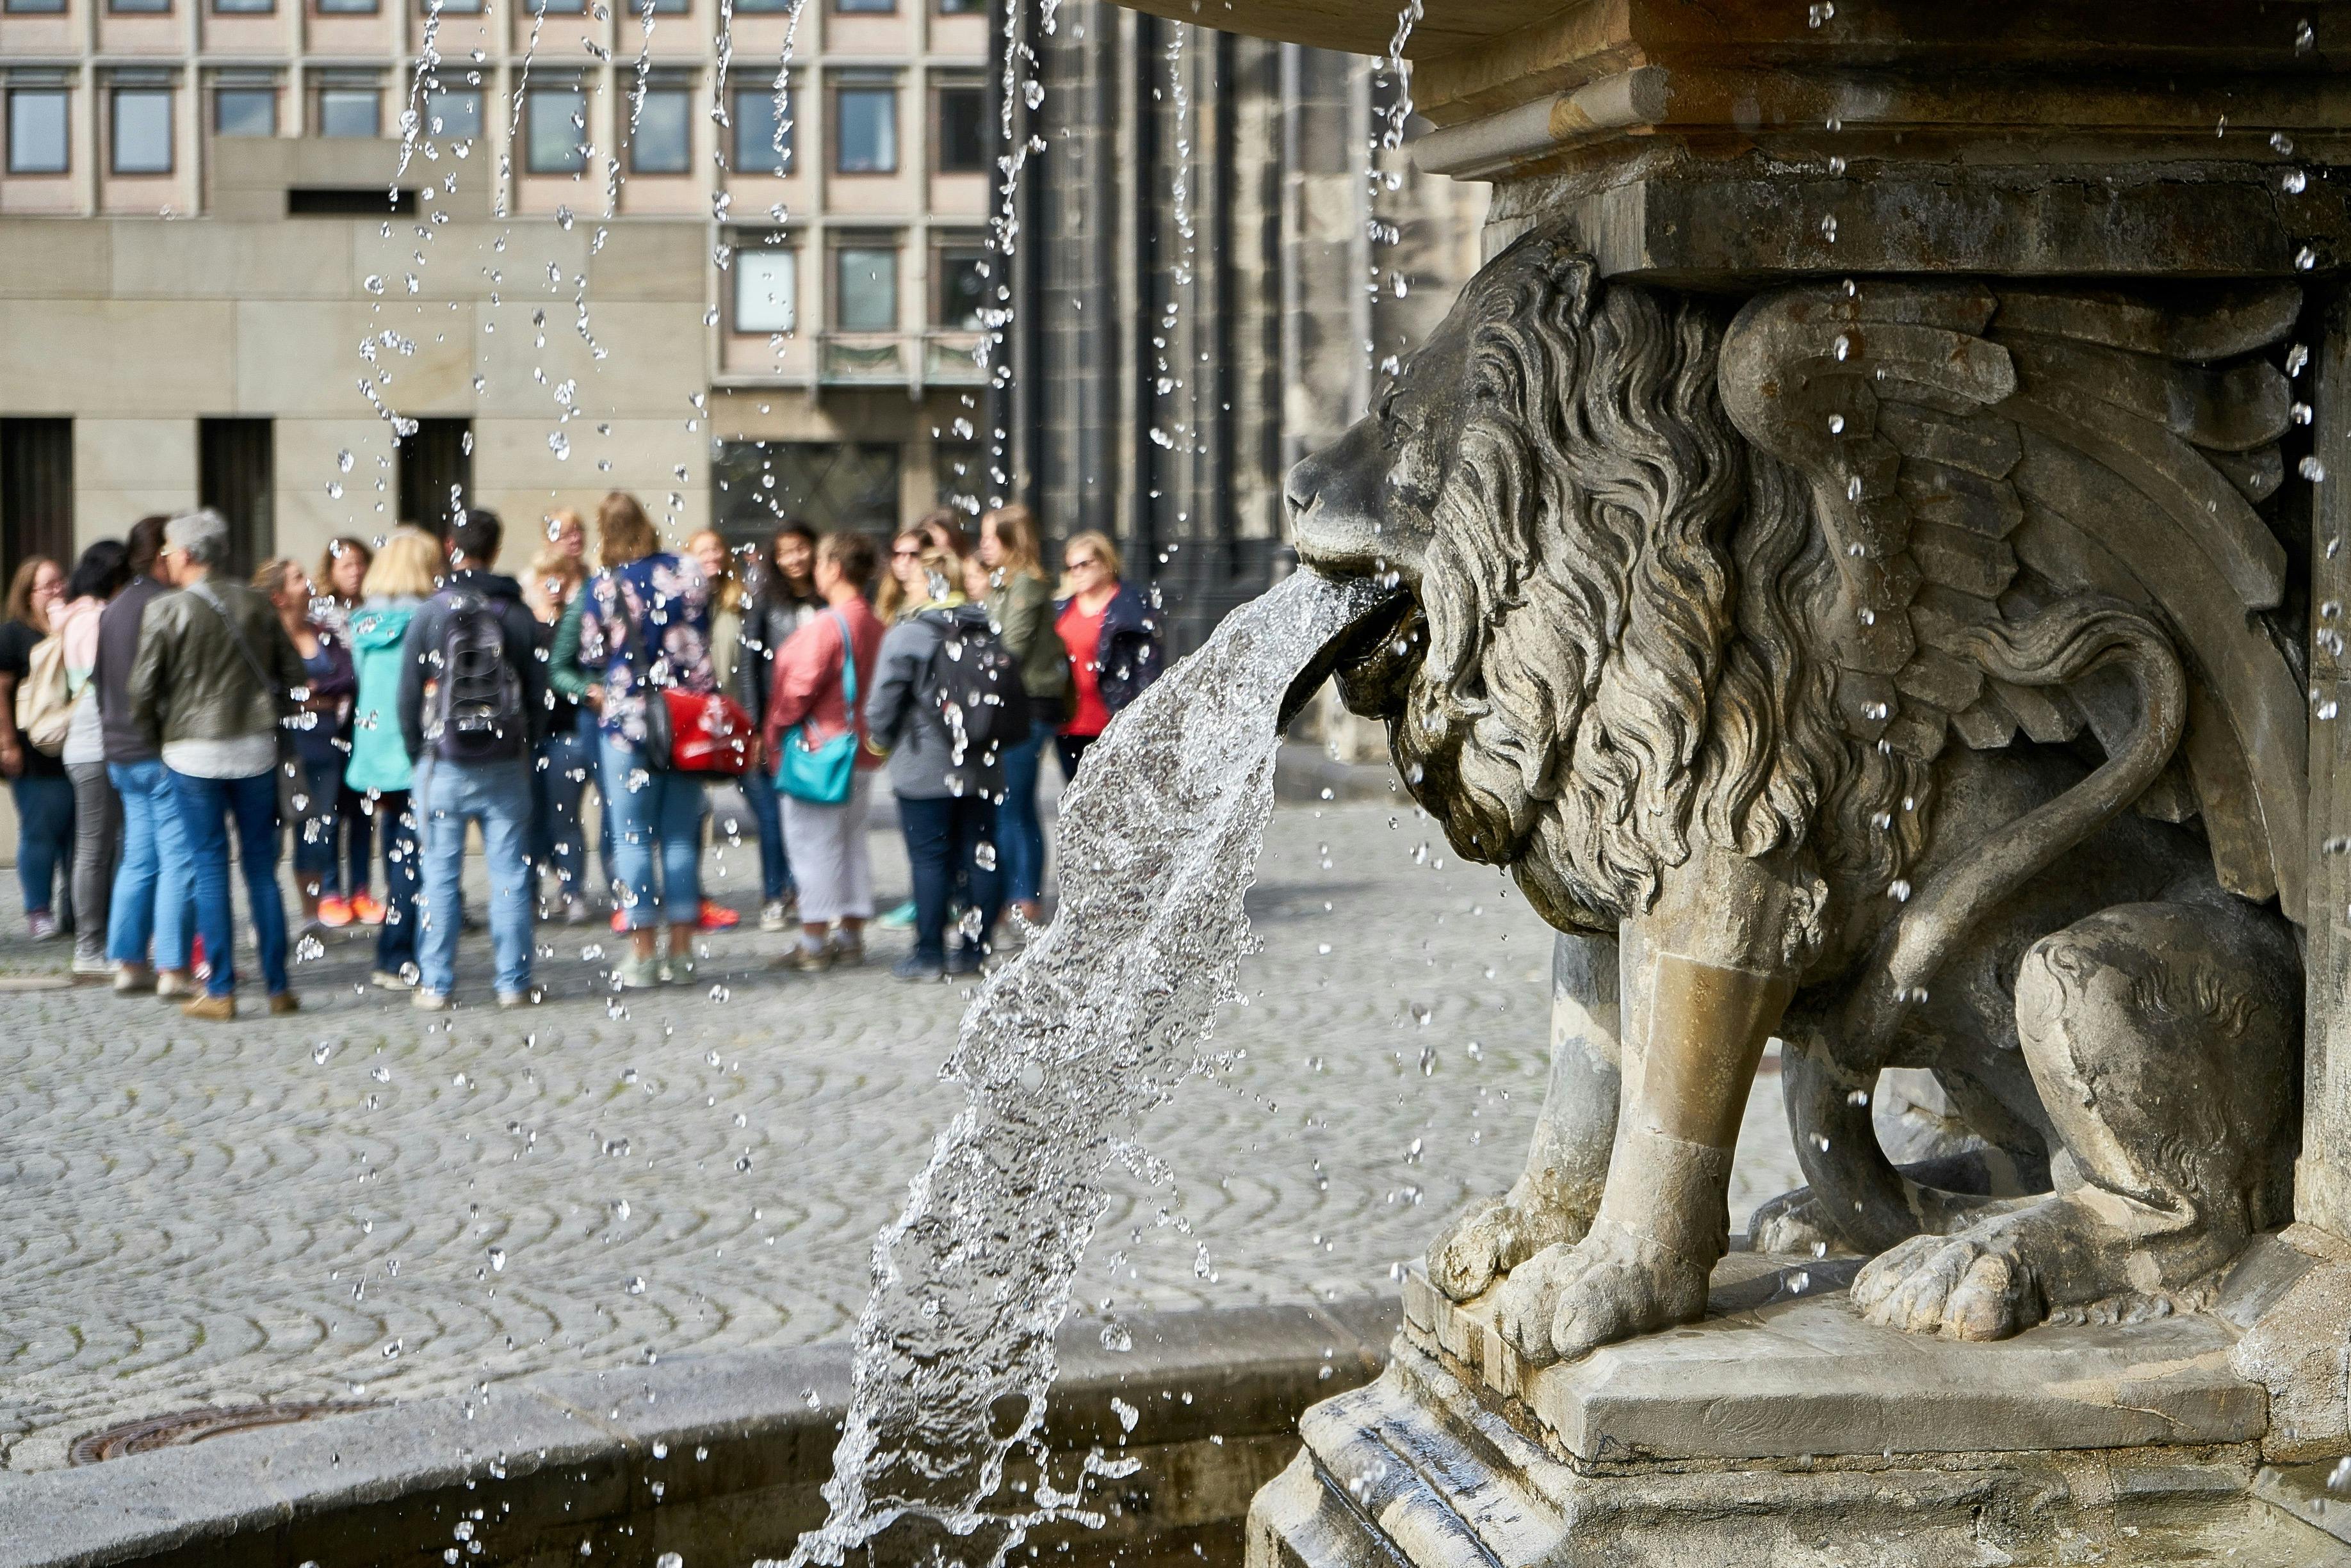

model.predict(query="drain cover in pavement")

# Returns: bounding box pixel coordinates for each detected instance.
[69,1401,375,1464]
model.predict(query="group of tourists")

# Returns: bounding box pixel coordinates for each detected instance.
[0,492,1164,1015]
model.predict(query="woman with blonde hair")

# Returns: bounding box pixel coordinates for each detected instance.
[524,547,601,923]
[874,526,930,624]
[1053,529,1162,780]
[344,526,443,986]
[979,504,1067,925]
[0,555,70,937]
[564,491,722,987]
[310,536,377,921]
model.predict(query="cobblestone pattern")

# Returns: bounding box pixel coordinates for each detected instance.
[0,797,1804,1473]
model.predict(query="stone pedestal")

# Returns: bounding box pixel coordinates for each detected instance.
[1248,1256,2351,1568]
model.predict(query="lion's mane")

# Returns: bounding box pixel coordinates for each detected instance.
[1390,234,1930,959]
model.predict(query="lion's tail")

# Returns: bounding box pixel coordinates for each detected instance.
[1792,597,2188,1254]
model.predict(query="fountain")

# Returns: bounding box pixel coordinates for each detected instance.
[1077,3,2351,1564]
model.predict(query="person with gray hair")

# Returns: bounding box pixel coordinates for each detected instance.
[127,508,306,1021]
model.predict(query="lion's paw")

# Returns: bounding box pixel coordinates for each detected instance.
[1427,1190,1592,1302]
[1851,1231,2045,1341]
[1746,1186,1848,1256]
[1490,1224,1711,1366]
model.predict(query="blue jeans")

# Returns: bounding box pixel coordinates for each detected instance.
[739,774,792,902]
[291,757,343,891]
[532,725,599,899]
[106,759,193,970]
[168,767,289,999]
[325,780,373,898]
[899,793,1002,966]
[599,734,704,929]
[995,715,1056,905]
[371,789,419,975]
[418,757,534,998]
[10,772,74,916]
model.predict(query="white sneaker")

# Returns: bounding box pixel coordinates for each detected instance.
[497,989,539,1009]
[113,963,155,994]
[154,970,196,1001]
[411,989,451,1012]
[759,900,790,933]
[370,969,416,991]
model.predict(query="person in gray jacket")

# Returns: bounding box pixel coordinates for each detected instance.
[128,508,305,1021]
[864,600,1005,982]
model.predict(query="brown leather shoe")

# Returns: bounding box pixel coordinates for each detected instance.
[181,994,235,1021]
[268,992,300,1016]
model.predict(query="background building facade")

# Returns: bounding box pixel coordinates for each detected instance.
[0,0,997,576]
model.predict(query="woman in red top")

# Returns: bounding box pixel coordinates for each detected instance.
[761,531,886,971]
[1052,530,1163,781]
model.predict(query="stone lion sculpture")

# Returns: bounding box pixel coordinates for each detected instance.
[1290,225,2309,1361]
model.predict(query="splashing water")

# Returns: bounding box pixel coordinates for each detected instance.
[785,570,1387,1568]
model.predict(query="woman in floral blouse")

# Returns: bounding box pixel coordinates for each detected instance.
[565,492,717,989]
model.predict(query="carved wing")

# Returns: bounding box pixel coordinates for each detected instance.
[1720,280,2308,921]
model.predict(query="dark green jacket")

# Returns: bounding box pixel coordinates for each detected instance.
[987,570,1068,707]
[127,578,303,752]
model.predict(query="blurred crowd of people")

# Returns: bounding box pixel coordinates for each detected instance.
[0,493,1164,1015]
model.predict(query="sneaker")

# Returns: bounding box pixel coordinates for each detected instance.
[611,909,629,934]
[411,989,451,1012]
[875,901,916,931]
[945,946,987,978]
[72,950,112,977]
[181,993,234,1021]
[759,900,790,933]
[772,943,833,973]
[615,954,663,989]
[497,989,539,1009]
[831,934,866,969]
[891,953,945,983]
[350,893,386,926]
[667,955,697,986]
[318,896,354,929]
[155,969,197,1001]
[697,900,740,932]
[114,963,156,995]
[370,969,416,991]
[26,911,58,941]
[560,896,593,926]
[268,991,300,1016]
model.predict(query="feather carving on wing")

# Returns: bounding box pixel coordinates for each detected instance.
[1720,280,2309,921]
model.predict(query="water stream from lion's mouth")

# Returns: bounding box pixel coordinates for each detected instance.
[782,569,1388,1568]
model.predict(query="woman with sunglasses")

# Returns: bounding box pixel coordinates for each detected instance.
[1051,531,1162,782]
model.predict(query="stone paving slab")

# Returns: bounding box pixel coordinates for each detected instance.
[0,797,1805,1474]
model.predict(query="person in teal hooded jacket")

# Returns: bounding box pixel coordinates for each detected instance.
[342,528,442,990]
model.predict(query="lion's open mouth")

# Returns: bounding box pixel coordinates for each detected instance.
[1324,589,1425,722]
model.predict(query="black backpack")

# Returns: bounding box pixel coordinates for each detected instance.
[929,610,1032,761]
[432,591,525,762]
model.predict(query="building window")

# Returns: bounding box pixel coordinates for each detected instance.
[0,421,74,575]
[2,0,69,14]
[527,0,587,13]
[396,417,473,534]
[6,90,69,174]
[934,0,984,11]
[199,419,275,580]
[214,86,277,136]
[423,85,481,138]
[526,84,586,174]
[935,245,986,330]
[110,0,171,13]
[316,0,379,13]
[833,0,891,11]
[833,82,895,174]
[629,83,691,173]
[934,83,985,174]
[212,0,273,14]
[111,88,174,174]
[318,85,380,138]
[834,244,896,333]
[731,85,793,174]
[733,247,795,334]
[430,0,484,12]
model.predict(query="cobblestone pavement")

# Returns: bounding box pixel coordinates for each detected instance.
[0,796,1804,1473]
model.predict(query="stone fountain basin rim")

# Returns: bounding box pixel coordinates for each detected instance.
[0,1295,1401,1568]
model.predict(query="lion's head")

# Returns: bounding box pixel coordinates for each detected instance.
[1289,229,1924,958]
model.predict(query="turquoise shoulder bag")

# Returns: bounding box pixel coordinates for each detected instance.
[775,611,859,805]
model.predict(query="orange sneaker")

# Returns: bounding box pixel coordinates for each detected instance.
[349,893,387,926]
[611,909,628,934]
[698,900,740,931]
[318,896,354,928]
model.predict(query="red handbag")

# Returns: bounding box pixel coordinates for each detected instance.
[658,688,757,774]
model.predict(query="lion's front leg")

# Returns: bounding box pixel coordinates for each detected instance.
[1495,927,1793,1364]
[1430,932,1622,1300]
